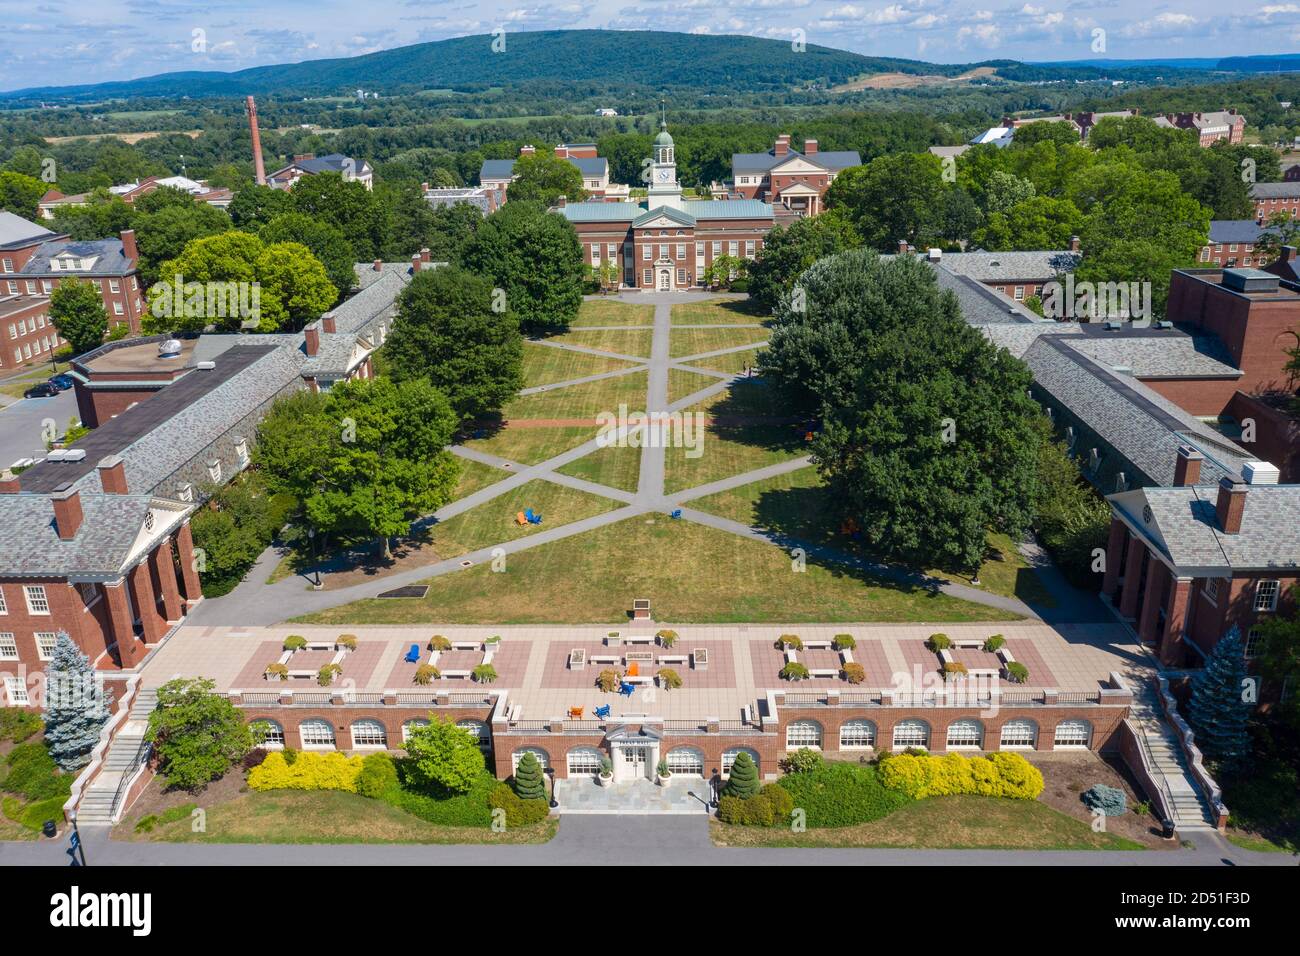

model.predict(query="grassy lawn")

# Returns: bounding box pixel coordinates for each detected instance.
[0,367,51,400]
[691,469,1054,607]
[670,298,768,325]
[463,425,596,467]
[554,444,642,493]
[450,458,511,500]
[668,367,721,405]
[294,514,1019,625]
[664,383,805,494]
[571,298,655,327]
[670,326,769,360]
[521,341,638,388]
[542,327,654,359]
[711,794,1143,850]
[124,789,556,845]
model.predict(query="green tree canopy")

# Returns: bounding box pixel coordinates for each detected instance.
[260,212,355,301]
[506,150,586,206]
[228,183,295,229]
[145,677,257,790]
[291,172,387,261]
[133,200,232,285]
[972,195,1082,251]
[825,152,946,250]
[746,209,860,313]
[0,170,46,220]
[49,278,109,355]
[403,717,486,794]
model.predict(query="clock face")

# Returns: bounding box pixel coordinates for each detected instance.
[658,169,670,181]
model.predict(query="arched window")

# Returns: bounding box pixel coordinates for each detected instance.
[251,719,284,750]
[566,748,602,776]
[946,719,983,749]
[786,719,823,749]
[299,718,335,749]
[666,747,703,776]
[351,719,387,749]
[1053,719,1091,749]
[839,719,876,750]
[721,747,759,777]
[456,719,491,750]
[892,719,929,750]
[401,718,429,744]
[1000,719,1037,749]
[512,747,549,772]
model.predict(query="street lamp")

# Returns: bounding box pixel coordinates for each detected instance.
[307,528,322,589]
[544,767,559,809]
[68,810,87,866]
[709,769,720,808]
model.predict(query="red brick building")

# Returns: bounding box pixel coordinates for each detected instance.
[560,122,773,290]
[724,134,860,218]
[1250,181,1300,220]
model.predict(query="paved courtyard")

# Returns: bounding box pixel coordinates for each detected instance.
[554,777,711,814]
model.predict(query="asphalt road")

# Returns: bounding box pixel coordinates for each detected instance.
[0,387,76,469]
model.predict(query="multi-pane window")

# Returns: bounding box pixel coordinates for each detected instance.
[456,719,490,750]
[1000,719,1036,749]
[23,586,48,614]
[35,632,57,661]
[745,240,755,257]
[1255,580,1280,612]
[786,719,822,749]
[1245,628,1263,659]
[675,244,685,260]
[947,719,983,749]
[252,720,285,749]
[1204,578,1219,603]
[642,245,651,260]
[839,719,876,749]
[299,719,335,748]
[666,748,703,776]
[0,633,17,660]
[728,241,738,257]
[402,719,429,743]
[676,268,686,285]
[1053,720,1090,749]
[512,748,548,771]
[0,586,7,614]
[892,719,929,750]
[642,270,652,287]
[351,719,387,748]
[695,242,704,259]
[567,748,601,775]
[721,748,758,776]
[4,677,28,705]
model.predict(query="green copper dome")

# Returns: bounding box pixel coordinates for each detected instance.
[654,122,674,147]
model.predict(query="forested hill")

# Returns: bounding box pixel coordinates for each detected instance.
[2,30,950,101]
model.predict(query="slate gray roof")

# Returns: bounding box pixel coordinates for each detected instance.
[353,261,416,290]
[0,493,165,576]
[936,250,1081,282]
[292,153,371,176]
[326,270,405,337]
[731,148,861,174]
[1208,220,1269,244]
[684,199,773,220]
[634,205,696,228]
[928,264,1047,324]
[978,323,1076,358]
[0,211,60,250]
[1065,334,1240,378]
[1109,484,1300,574]
[479,155,607,182]
[560,202,639,223]
[20,237,136,277]
[1250,181,1300,199]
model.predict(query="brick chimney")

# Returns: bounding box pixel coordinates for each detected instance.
[304,324,320,357]
[120,229,138,263]
[372,258,382,272]
[294,153,315,162]
[1069,235,1081,252]
[0,472,19,494]
[420,248,431,265]
[556,196,567,208]
[97,455,128,494]
[554,145,569,159]
[1173,444,1203,487]
[1215,476,1248,534]
[804,138,819,156]
[52,484,83,540]
[411,253,421,272]
[321,313,336,334]
[775,135,790,157]
[520,145,535,156]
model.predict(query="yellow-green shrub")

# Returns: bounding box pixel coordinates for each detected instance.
[988,752,1044,799]
[247,750,364,793]
[878,751,1043,800]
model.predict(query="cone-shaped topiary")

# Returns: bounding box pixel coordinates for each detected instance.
[723,751,760,799]
[43,632,113,771]
[1186,627,1253,770]
[513,751,547,801]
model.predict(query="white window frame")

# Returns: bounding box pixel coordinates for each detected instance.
[999,719,1037,749]
[839,719,876,749]
[566,748,602,776]
[252,719,285,750]
[785,719,823,750]
[1053,720,1091,749]
[35,632,58,661]
[401,718,429,743]
[946,719,983,749]
[23,585,49,615]
[1203,577,1220,605]
[892,719,929,750]
[721,747,758,777]
[0,586,6,614]
[1254,580,1280,612]
[299,718,336,749]
[0,632,17,660]
[4,676,28,705]
[1244,628,1263,660]
[665,747,703,776]
[512,747,548,772]
[456,719,490,750]
[350,719,387,749]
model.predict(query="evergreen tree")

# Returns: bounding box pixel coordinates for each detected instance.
[1186,627,1253,770]
[513,751,546,801]
[43,632,113,771]
[722,751,760,798]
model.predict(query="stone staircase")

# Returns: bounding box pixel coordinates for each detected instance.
[74,687,157,826]
[1129,687,1216,830]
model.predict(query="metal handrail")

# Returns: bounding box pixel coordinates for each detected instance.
[1127,716,1177,830]
[109,736,152,823]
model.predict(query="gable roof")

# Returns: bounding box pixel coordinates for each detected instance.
[634,205,697,228]
[937,250,1081,282]
[0,211,60,250]
[1208,220,1270,244]
[20,237,136,276]
[731,147,861,175]
[1250,181,1300,199]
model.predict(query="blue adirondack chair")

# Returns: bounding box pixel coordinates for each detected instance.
[525,507,543,524]
[670,509,682,519]
[618,682,635,697]
[594,704,611,720]
[403,643,420,663]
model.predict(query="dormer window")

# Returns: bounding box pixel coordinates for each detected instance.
[207,459,222,483]
[176,482,194,502]
[234,437,249,466]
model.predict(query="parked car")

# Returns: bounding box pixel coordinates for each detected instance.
[48,374,75,391]
[23,382,59,399]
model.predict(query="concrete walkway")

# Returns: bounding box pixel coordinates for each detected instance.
[191,291,1056,627]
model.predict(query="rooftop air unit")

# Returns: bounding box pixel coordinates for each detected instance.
[1242,460,1280,485]
[158,338,183,358]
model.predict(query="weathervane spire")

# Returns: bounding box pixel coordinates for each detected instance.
[660,99,666,129]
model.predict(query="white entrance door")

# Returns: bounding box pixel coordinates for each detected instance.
[618,745,650,782]
[658,268,671,290]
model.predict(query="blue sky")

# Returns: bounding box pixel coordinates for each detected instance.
[1,0,1297,90]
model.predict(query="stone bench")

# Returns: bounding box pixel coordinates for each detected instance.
[568,649,586,670]
[589,655,621,665]
[803,640,832,650]
[807,668,840,679]
[439,669,471,679]
[657,654,688,665]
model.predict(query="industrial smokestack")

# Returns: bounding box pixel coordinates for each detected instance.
[246,95,267,186]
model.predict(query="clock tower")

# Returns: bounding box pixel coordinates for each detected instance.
[646,112,684,212]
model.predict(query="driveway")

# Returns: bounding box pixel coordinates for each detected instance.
[0,388,76,469]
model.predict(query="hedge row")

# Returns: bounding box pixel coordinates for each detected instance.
[717,783,795,826]
[248,751,366,792]
[771,763,912,828]
[877,752,1044,800]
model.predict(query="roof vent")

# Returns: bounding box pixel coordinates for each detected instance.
[1242,460,1280,485]
[196,361,216,370]
[989,259,1001,267]
[927,248,942,262]
[1155,320,1173,330]
[46,450,67,462]
[62,449,86,462]
[158,338,183,358]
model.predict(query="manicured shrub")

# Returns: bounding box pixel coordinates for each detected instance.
[403,718,486,794]
[336,634,358,650]
[281,747,299,765]
[833,634,856,650]
[722,751,760,799]
[0,708,43,743]
[774,763,910,828]
[428,635,451,651]
[842,662,866,684]
[596,669,622,693]
[147,678,256,791]
[488,782,550,827]
[513,751,547,801]
[943,661,968,678]
[317,663,342,686]
[776,634,804,650]
[384,768,498,827]
[878,751,1044,800]
[983,634,1006,653]
[656,630,678,648]
[247,750,365,792]
[1004,661,1029,684]
[472,664,498,684]
[989,753,1044,799]
[657,668,682,690]
[2,743,71,802]
[778,748,824,775]
[1081,783,1127,817]
[283,635,307,651]
[265,663,288,679]
[761,782,794,822]
[356,752,399,798]
[414,664,440,685]
[780,662,810,681]
[927,633,951,651]
[241,747,268,771]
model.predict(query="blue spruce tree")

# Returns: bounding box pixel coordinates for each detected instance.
[43,632,113,771]
[1185,627,1253,771]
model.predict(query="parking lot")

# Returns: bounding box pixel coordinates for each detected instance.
[0,384,77,469]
